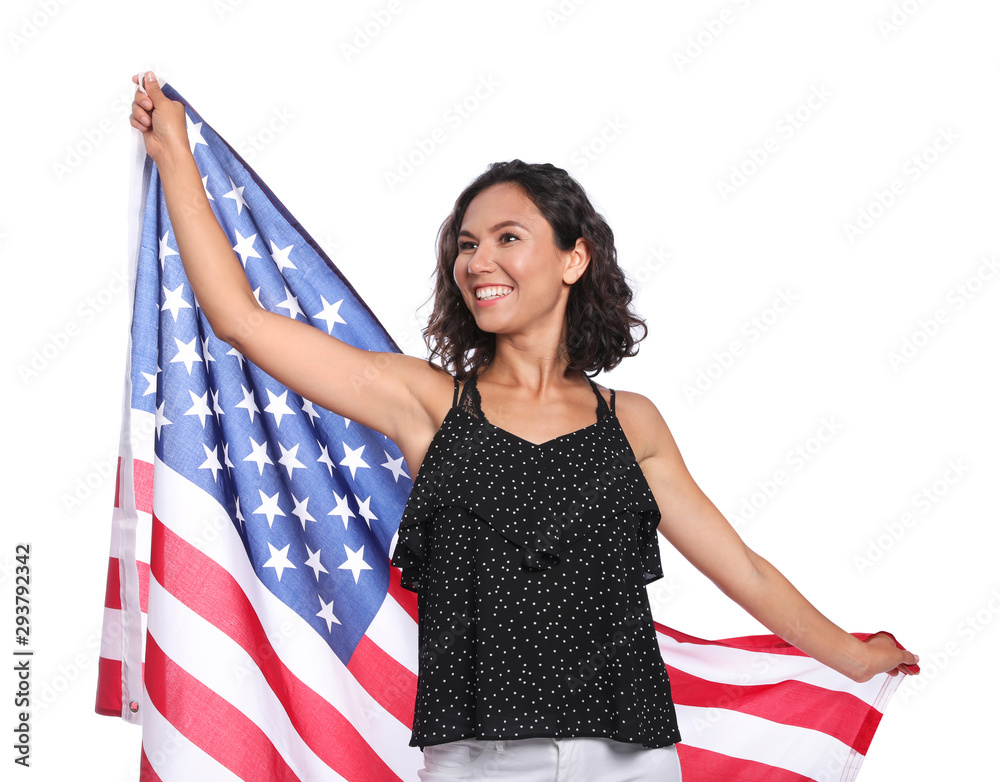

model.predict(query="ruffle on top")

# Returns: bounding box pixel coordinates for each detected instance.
[391,405,664,593]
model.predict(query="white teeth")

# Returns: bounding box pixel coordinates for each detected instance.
[476,286,512,300]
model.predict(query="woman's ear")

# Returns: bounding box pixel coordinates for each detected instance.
[563,237,591,284]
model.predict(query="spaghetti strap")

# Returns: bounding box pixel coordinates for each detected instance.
[585,378,612,422]
[452,375,459,408]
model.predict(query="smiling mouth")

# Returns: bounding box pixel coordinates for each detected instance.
[475,286,513,301]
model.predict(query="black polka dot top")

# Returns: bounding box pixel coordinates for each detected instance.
[390,371,682,750]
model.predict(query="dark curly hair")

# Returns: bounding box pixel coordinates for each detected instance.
[422,159,648,381]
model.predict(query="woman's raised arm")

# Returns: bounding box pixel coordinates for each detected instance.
[128,72,446,448]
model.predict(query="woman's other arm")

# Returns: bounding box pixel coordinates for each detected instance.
[619,390,919,682]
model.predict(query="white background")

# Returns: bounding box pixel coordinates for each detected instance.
[3,0,998,779]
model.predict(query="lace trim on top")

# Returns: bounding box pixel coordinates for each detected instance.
[458,372,613,423]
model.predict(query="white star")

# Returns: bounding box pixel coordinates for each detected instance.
[312,296,346,334]
[317,443,336,476]
[200,174,215,202]
[264,389,295,428]
[141,370,158,397]
[301,399,321,425]
[201,335,215,364]
[232,229,261,267]
[304,545,328,580]
[223,175,248,215]
[381,451,410,482]
[253,489,285,528]
[328,491,356,530]
[184,390,212,428]
[270,240,297,272]
[277,442,306,479]
[185,112,209,155]
[339,544,373,584]
[227,346,245,369]
[262,541,295,580]
[251,286,264,307]
[235,385,259,422]
[222,441,235,471]
[158,232,179,271]
[233,495,244,530]
[198,444,223,481]
[170,336,203,375]
[291,494,316,530]
[210,388,225,418]
[155,400,172,439]
[354,493,378,529]
[161,284,192,321]
[275,286,304,321]
[316,595,341,632]
[243,436,273,475]
[339,442,369,480]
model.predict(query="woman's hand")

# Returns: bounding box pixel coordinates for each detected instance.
[129,71,189,165]
[856,631,920,682]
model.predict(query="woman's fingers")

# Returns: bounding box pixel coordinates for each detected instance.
[131,101,151,129]
[864,631,920,676]
[130,72,154,130]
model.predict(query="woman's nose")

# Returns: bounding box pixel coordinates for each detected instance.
[466,247,496,274]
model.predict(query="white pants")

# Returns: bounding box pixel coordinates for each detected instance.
[417,736,682,781]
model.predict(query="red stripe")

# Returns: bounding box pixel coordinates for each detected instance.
[95,656,146,717]
[115,456,154,515]
[134,458,154,514]
[139,747,164,782]
[151,515,403,782]
[676,744,813,782]
[103,558,119,608]
[104,556,151,611]
[855,702,883,758]
[95,656,124,716]
[386,563,418,623]
[655,621,809,656]
[655,620,887,658]
[666,667,880,755]
[346,634,416,728]
[145,635,298,782]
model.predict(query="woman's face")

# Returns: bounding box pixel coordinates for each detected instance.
[452,182,587,336]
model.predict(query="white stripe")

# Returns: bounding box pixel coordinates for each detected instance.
[148,576,347,782]
[153,456,421,778]
[658,632,886,702]
[867,668,903,713]
[367,591,419,674]
[141,694,244,782]
[676,704,859,779]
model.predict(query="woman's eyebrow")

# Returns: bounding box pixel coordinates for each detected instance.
[458,220,530,239]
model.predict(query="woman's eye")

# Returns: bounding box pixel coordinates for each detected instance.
[458,233,518,252]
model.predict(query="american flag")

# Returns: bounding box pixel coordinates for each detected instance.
[97,79,904,781]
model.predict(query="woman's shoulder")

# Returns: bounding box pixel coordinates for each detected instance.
[591,383,665,464]
[591,381,658,415]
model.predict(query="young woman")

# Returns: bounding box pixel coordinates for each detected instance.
[130,71,918,782]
